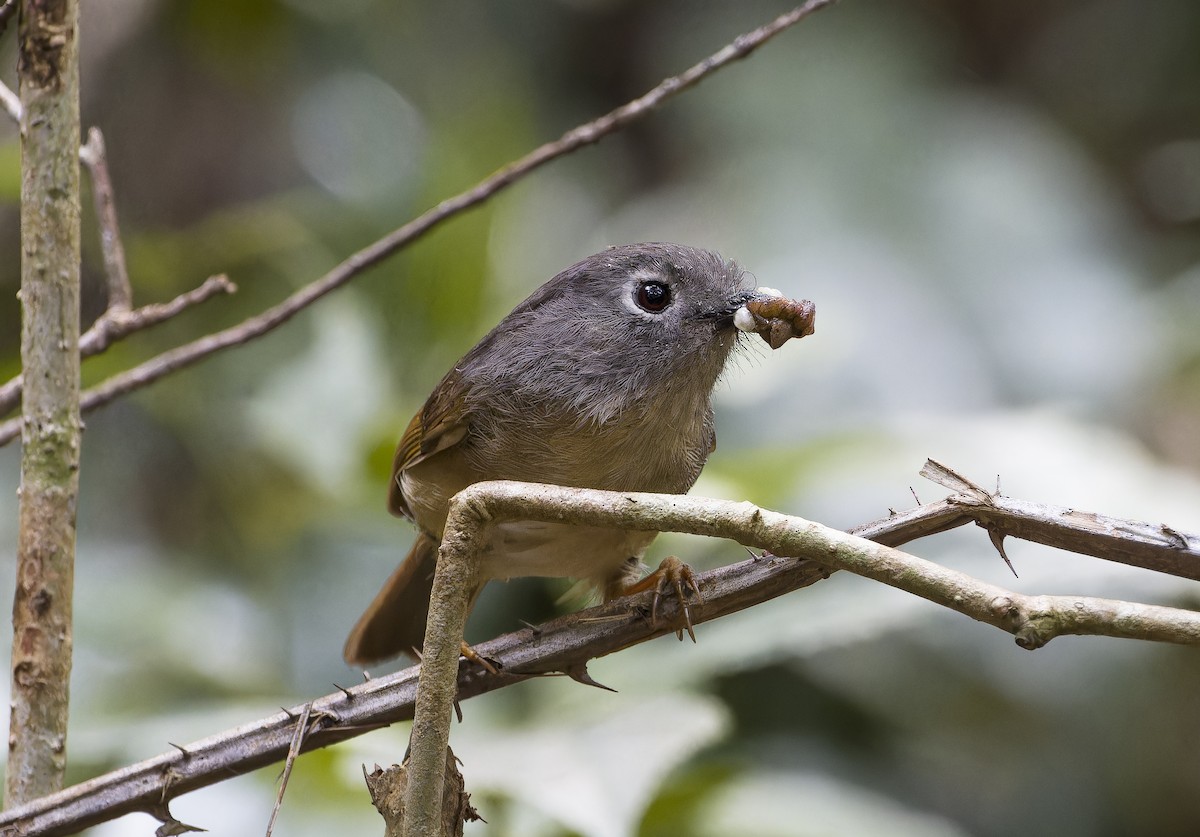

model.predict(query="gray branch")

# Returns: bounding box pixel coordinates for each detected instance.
[1,466,1195,836]
[400,477,1200,834]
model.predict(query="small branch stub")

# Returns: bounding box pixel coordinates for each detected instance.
[366,749,480,837]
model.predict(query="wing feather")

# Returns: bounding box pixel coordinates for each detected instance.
[387,369,470,518]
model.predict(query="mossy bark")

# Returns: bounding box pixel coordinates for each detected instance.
[7,0,82,807]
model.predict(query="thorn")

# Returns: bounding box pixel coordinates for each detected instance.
[987,528,1018,577]
[564,663,618,693]
[518,619,542,635]
[453,698,463,724]
[168,742,190,759]
[361,670,373,682]
[280,707,298,721]
[909,486,922,505]
[148,802,207,835]
[333,682,354,700]
[995,474,1002,496]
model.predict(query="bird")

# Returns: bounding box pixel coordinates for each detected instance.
[344,242,814,666]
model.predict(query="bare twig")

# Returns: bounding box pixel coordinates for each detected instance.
[0,275,236,419]
[0,470,1196,836]
[0,0,839,450]
[264,702,312,837]
[0,122,236,421]
[404,481,1200,832]
[872,460,1200,580]
[79,127,133,312]
[0,0,16,37]
[0,76,19,124]
[78,274,238,357]
[0,119,237,421]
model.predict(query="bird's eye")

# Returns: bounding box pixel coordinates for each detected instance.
[635,280,672,313]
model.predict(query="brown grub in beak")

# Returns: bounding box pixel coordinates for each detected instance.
[744,296,816,349]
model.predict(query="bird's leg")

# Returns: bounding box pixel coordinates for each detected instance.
[619,556,704,642]
[459,640,498,675]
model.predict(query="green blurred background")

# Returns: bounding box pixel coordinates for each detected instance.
[3,1,1200,834]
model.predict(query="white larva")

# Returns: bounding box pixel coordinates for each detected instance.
[733,306,757,333]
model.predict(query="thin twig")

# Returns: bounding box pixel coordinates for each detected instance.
[0,0,839,450]
[0,0,16,37]
[79,127,133,311]
[264,702,312,837]
[78,274,237,357]
[0,470,1196,835]
[0,76,19,124]
[0,123,236,421]
[0,275,236,419]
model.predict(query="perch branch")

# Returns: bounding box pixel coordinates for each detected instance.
[0,0,838,448]
[401,481,1200,831]
[0,472,1196,835]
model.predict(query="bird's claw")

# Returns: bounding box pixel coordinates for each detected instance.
[626,556,704,642]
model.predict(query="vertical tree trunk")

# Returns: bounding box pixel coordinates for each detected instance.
[7,0,82,806]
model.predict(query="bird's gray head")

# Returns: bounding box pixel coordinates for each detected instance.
[463,243,761,427]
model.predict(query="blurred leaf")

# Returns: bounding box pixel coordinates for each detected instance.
[0,139,18,201]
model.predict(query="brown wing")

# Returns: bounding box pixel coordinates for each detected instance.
[387,368,470,519]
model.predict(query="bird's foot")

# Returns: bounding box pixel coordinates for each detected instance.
[622,556,704,642]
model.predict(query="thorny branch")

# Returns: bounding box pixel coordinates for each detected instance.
[0,464,1196,837]
[0,0,840,447]
[401,476,1200,833]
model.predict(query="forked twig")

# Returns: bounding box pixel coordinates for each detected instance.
[0,275,236,419]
